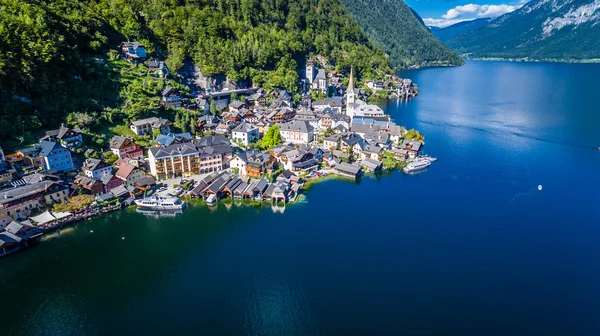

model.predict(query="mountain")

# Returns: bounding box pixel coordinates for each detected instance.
[339,0,464,68]
[447,0,600,60]
[431,18,492,43]
[0,0,391,142]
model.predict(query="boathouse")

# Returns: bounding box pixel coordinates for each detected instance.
[334,162,362,179]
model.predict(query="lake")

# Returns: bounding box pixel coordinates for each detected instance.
[1,60,599,335]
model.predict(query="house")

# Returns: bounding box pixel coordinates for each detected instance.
[100,173,123,193]
[135,176,157,190]
[39,141,74,172]
[402,139,422,159]
[271,145,318,174]
[0,180,69,227]
[232,123,260,147]
[313,98,344,114]
[147,140,232,179]
[323,134,342,150]
[266,108,295,123]
[279,120,314,144]
[319,110,350,131]
[39,124,83,148]
[332,150,351,162]
[115,162,145,187]
[256,120,273,135]
[154,133,193,147]
[148,60,169,77]
[385,125,405,144]
[161,86,183,108]
[82,158,112,179]
[242,178,269,200]
[360,158,382,172]
[73,175,104,195]
[334,162,362,179]
[339,133,363,152]
[230,150,273,177]
[229,101,249,114]
[109,136,144,160]
[390,148,408,162]
[358,143,384,161]
[5,220,36,238]
[120,41,147,60]
[222,111,242,124]
[247,91,267,107]
[0,232,24,255]
[129,117,172,136]
[293,107,320,130]
[5,147,45,170]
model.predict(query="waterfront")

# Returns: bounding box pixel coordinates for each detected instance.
[1,60,600,335]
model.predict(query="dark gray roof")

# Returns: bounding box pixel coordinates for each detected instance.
[100,173,116,185]
[0,180,60,205]
[233,122,258,133]
[280,120,313,133]
[335,162,361,175]
[83,158,109,171]
[38,141,64,157]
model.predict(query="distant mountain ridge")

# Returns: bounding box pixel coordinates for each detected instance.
[431,18,491,43]
[339,0,464,68]
[447,0,600,60]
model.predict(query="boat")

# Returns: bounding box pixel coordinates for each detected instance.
[403,159,432,173]
[134,195,186,211]
[206,194,217,206]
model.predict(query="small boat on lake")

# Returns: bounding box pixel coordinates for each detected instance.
[403,159,431,173]
[135,196,186,211]
[206,194,217,206]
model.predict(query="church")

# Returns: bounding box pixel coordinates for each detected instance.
[305,59,328,93]
[345,68,385,119]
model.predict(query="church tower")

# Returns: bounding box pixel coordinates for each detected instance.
[346,67,356,116]
[306,59,315,84]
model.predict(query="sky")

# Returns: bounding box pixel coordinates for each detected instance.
[405,0,529,28]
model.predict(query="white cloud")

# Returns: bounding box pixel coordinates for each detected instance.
[425,1,527,28]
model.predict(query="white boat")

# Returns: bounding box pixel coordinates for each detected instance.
[206,194,217,206]
[135,196,186,211]
[403,159,432,173]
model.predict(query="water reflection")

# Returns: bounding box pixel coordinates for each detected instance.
[135,208,184,219]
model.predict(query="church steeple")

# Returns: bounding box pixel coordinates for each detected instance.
[347,67,355,94]
[346,67,356,111]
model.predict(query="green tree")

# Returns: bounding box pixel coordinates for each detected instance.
[258,125,283,150]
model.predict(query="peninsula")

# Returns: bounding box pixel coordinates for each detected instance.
[0,43,428,258]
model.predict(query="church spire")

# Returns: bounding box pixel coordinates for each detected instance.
[347,67,355,93]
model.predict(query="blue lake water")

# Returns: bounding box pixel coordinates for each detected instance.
[1,60,599,335]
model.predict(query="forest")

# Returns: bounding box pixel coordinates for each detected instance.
[0,0,392,144]
[339,0,463,68]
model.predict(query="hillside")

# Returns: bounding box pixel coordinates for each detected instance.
[447,0,600,60]
[0,0,391,142]
[431,18,491,43]
[339,0,464,68]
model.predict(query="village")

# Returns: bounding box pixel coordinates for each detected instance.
[0,41,426,257]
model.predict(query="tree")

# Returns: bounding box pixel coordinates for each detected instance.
[66,112,95,129]
[190,118,197,135]
[258,125,283,150]
[210,101,221,116]
[53,195,94,212]
[323,127,335,137]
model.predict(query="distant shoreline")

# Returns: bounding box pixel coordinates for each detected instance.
[464,57,600,64]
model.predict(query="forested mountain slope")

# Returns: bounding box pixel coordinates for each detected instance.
[339,0,464,68]
[0,0,391,141]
